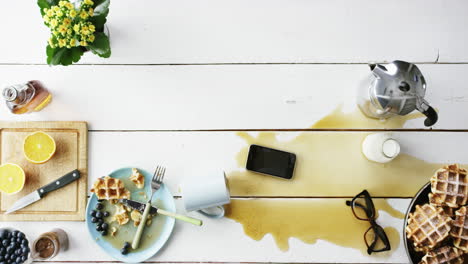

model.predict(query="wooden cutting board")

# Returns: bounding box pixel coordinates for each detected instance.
[0,121,87,221]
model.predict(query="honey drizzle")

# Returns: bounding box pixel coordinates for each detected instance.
[225,106,460,255]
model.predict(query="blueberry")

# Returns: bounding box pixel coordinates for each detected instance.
[11,232,18,238]
[15,249,21,256]
[101,230,107,236]
[9,243,17,249]
[6,247,13,254]
[21,255,27,262]
[120,247,129,255]
[0,256,3,261]
[0,231,6,240]
[123,242,131,249]
[95,202,103,210]
[0,248,4,256]
[95,211,103,219]
[1,241,8,247]
[97,219,104,225]
[91,217,98,223]
[21,247,29,255]
[21,239,27,246]
[4,254,8,260]
[103,211,110,217]
[90,210,97,217]
[0,261,5,264]
[9,253,15,260]
[16,233,24,241]
[6,233,11,239]
[101,223,108,230]
[96,225,103,232]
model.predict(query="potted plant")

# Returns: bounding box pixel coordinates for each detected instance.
[37,0,111,65]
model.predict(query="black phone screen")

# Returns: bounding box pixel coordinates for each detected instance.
[246,144,296,179]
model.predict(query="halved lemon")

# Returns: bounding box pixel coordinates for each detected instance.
[0,163,26,194]
[23,131,56,164]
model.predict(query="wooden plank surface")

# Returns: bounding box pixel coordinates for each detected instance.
[0,198,411,263]
[1,0,468,64]
[0,122,88,221]
[0,64,466,130]
[1,0,467,263]
[87,131,468,197]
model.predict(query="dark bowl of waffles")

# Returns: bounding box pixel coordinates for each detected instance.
[404,164,468,264]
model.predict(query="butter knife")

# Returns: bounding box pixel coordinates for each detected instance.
[5,169,80,214]
[120,199,202,226]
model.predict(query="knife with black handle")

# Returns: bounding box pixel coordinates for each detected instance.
[120,199,203,226]
[5,169,81,214]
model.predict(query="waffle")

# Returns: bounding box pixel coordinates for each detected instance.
[419,246,464,264]
[406,204,453,251]
[112,203,130,225]
[430,164,468,208]
[450,206,468,252]
[130,168,145,189]
[90,176,130,200]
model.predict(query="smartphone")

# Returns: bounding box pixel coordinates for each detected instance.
[246,144,296,179]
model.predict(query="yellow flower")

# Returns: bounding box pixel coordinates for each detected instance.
[66,2,73,9]
[43,15,50,23]
[58,39,67,48]
[69,9,77,18]
[59,1,67,7]
[89,24,95,32]
[58,25,67,35]
[88,8,94,16]
[56,10,63,17]
[63,18,71,26]
[46,9,54,17]
[67,29,73,35]
[52,30,59,36]
[53,6,60,12]
[80,40,88,46]
[73,24,80,32]
[79,11,88,19]
[88,34,95,42]
[84,0,94,5]
[50,19,58,27]
[69,39,76,47]
[48,38,54,46]
[81,26,90,35]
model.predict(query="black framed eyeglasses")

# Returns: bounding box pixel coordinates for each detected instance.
[345,190,391,255]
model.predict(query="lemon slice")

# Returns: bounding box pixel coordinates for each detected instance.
[0,163,26,194]
[23,131,56,164]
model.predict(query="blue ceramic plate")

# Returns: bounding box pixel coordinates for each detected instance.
[85,168,175,263]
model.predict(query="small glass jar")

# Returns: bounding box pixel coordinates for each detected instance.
[32,228,68,260]
[3,80,52,114]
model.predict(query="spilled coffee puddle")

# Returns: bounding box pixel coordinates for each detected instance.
[225,106,463,254]
[311,104,425,129]
[225,199,403,254]
[228,132,444,197]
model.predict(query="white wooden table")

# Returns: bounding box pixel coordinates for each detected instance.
[1,0,468,263]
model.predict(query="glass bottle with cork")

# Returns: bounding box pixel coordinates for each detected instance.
[3,80,52,114]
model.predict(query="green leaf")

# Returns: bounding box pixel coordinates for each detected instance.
[37,0,59,16]
[46,45,84,66]
[90,0,110,31]
[88,32,111,58]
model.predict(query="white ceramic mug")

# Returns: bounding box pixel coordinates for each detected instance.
[181,170,230,218]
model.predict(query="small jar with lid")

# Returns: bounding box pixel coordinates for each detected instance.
[3,80,52,114]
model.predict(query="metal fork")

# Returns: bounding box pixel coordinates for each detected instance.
[132,166,166,249]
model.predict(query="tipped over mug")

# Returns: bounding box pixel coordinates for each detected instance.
[181,169,230,218]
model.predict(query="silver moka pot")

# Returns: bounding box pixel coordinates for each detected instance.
[357,60,438,127]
